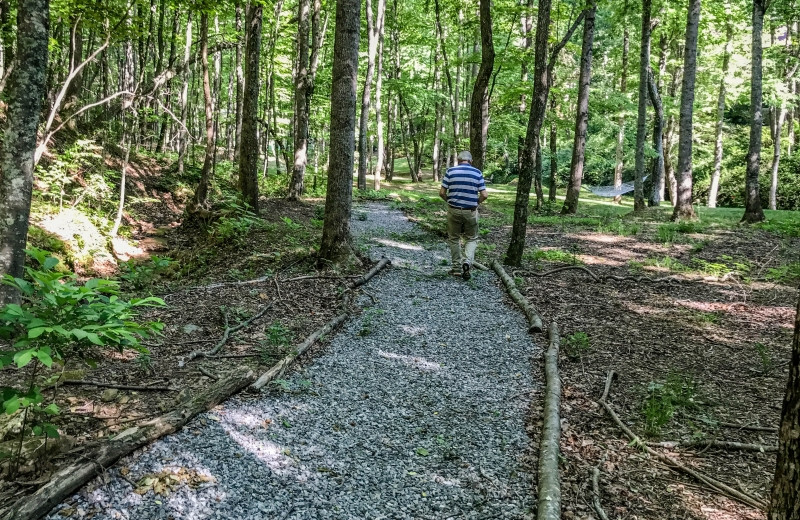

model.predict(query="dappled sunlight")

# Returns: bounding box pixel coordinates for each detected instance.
[575,254,625,267]
[377,350,442,372]
[220,418,307,478]
[399,324,428,336]
[673,299,795,329]
[372,237,424,251]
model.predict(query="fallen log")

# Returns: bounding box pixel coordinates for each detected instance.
[491,260,543,333]
[598,371,768,511]
[249,312,350,392]
[349,258,391,290]
[1,368,256,520]
[537,321,562,520]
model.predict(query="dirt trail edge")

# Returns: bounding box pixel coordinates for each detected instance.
[41,203,540,520]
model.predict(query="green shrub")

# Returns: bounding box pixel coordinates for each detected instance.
[563,332,591,360]
[0,249,164,449]
[642,372,699,436]
[119,256,173,290]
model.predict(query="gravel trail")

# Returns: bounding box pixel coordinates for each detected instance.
[48,203,540,520]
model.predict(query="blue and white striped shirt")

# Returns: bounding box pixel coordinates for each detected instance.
[441,164,487,209]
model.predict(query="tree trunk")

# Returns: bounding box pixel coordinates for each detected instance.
[63,16,83,116]
[156,9,179,154]
[742,0,767,223]
[671,0,700,220]
[318,0,360,265]
[768,293,800,520]
[434,0,459,163]
[432,44,442,183]
[373,12,386,189]
[769,106,786,211]
[468,0,494,172]
[0,0,13,79]
[0,0,49,305]
[633,0,652,212]
[548,96,557,201]
[239,3,262,212]
[613,0,629,204]
[234,1,244,163]
[561,0,596,215]
[647,69,664,206]
[192,13,215,209]
[289,0,311,199]
[177,12,193,175]
[708,18,733,208]
[506,0,552,266]
[357,0,386,190]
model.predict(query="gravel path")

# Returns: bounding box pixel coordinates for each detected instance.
[48,203,540,520]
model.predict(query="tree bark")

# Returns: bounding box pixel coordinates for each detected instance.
[432,43,442,183]
[548,96,557,201]
[647,69,664,206]
[373,12,386,189]
[613,0,629,204]
[191,13,215,209]
[708,18,733,208]
[234,1,244,163]
[518,0,533,171]
[0,0,50,305]
[289,0,311,199]
[561,0,596,215]
[671,0,700,220]
[742,0,767,223]
[239,3,262,212]
[633,0,652,212]
[318,0,360,265]
[769,106,786,210]
[468,0,494,172]
[177,12,193,175]
[768,293,800,520]
[434,0,459,162]
[357,0,386,190]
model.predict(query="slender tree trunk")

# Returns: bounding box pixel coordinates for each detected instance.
[63,16,83,116]
[708,19,733,208]
[0,0,49,305]
[432,44,442,183]
[672,0,701,220]
[548,96,557,201]
[156,9,179,154]
[769,106,786,210]
[177,12,193,175]
[289,0,311,199]
[374,18,386,189]
[319,0,360,264]
[647,69,664,206]
[234,1,244,162]
[613,0,629,204]
[742,0,767,223]
[468,0,494,171]
[0,0,13,79]
[434,0,459,163]
[239,3,262,212]
[561,0,596,215]
[518,0,533,170]
[768,293,800,520]
[192,13,215,209]
[633,0,652,212]
[357,0,386,190]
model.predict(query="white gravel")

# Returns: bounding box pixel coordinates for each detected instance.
[47,203,541,520]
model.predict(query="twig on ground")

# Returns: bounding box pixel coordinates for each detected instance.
[598,370,768,511]
[591,459,610,520]
[537,321,562,520]
[648,440,777,453]
[185,302,276,363]
[60,381,176,392]
[349,258,391,290]
[198,367,219,381]
[491,260,543,333]
[282,274,362,283]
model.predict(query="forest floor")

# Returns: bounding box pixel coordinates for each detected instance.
[384,171,799,520]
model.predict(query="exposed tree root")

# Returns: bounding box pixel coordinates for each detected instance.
[518,265,682,285]
[591,462,610,520]
[0,368,256,520]
[185,302,276,363]
[249,312,350,391]
[599,371,768,511]
[537,321,562,520]
[492,260,544,333]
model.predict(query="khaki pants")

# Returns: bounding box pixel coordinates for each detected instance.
[446,206,479,268]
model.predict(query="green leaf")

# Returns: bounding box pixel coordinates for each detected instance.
[28,327,46,339]
[36,350,53,368]
[13,350,34,368]
[71,329,88,340]
[43,257,59,270]
[3,396,20,414]
[86,333,103,345]
[43,403,59,415]
[43,424,60,438]
[415,448,429,457]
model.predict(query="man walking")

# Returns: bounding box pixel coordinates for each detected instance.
[439,151,489,280]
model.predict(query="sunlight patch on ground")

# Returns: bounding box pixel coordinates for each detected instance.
[220,423,302,477]
[372,238,424,251]
[571,233,633,244]
[399,324,428,336]
[377,350,442,372]
[576,254,624,267]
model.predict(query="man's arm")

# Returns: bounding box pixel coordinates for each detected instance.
[439,186,448,202]
[478,189,489,204]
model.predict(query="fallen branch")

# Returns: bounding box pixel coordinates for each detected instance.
[591,463,610,520]
[520,265,681,285]
[60,380,175,392]
[491,260,543,333]
[185,302,276,362]
[648,440,777,453]
[598,371,768,511]
[164,274,273,297]
[472,261,489,271]
[537,322,562,520]
[349,258,391,290]
[198,367,219,381]
[0,368,256,520]
[250,312,349,392]
[282,274,362,283]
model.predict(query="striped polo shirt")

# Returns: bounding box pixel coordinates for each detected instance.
[441,164,487,209]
